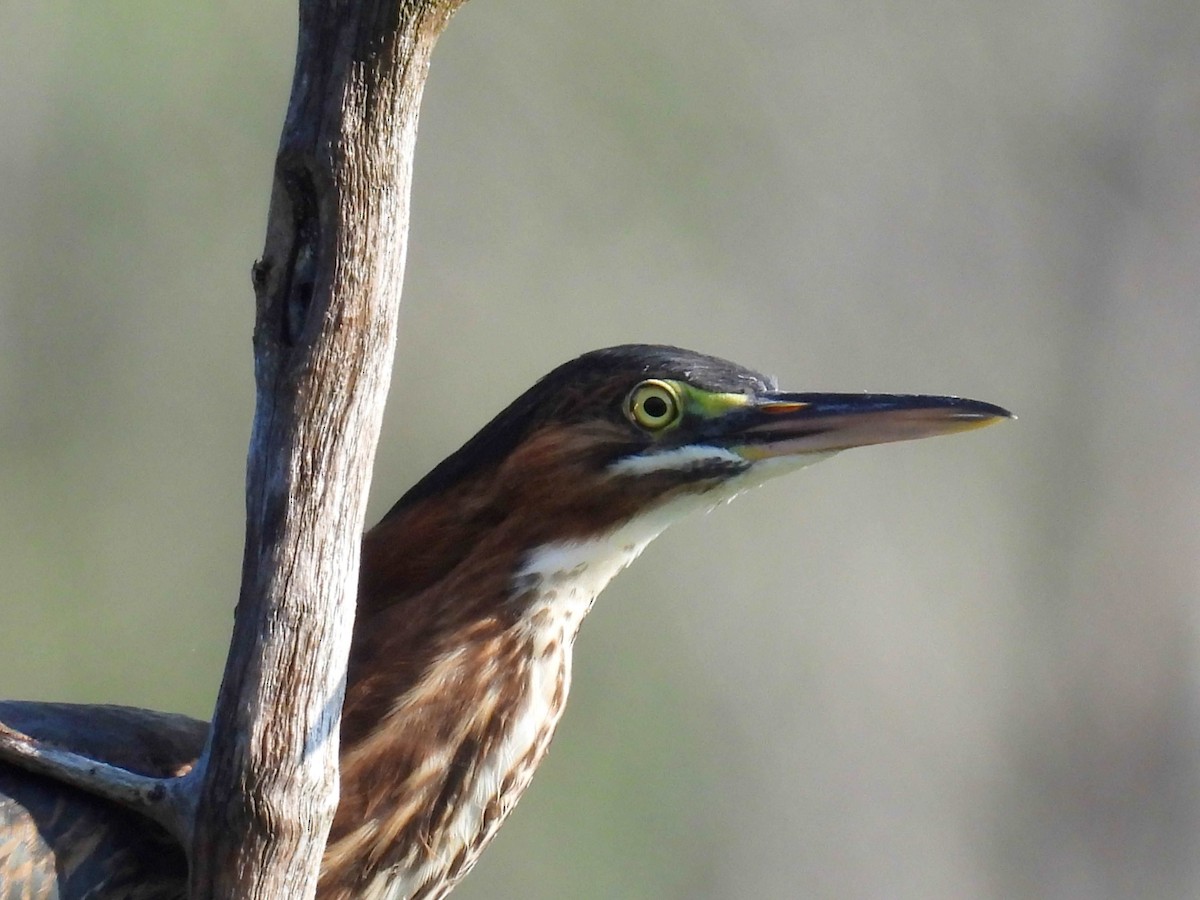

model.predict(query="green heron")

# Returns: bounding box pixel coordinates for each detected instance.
[0,344,1009,899]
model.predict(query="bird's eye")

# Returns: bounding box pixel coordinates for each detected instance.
[626,380,682,431]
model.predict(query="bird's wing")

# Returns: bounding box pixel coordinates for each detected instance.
[0,701,206,900]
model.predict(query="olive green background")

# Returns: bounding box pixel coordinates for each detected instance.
[2,3,1198,898]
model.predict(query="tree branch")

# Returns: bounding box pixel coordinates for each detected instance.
[0,721,192,845]
[186,1,467,897]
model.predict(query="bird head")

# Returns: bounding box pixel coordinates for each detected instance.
[385,344,1007,529]
[363,344,1010,614]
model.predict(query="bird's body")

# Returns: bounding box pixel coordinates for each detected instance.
[0,345,1009,899]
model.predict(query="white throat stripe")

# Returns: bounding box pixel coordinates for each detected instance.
[608,445,746,478]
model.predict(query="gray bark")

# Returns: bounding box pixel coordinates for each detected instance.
[186,1,466,896]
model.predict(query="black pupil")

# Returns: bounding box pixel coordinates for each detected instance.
[642,395,669,419]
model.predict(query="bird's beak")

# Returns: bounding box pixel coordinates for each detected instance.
[725,392,1013,461]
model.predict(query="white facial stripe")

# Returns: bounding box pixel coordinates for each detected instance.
[607,444,747,478]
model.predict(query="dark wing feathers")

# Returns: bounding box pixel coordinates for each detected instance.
[0,702,206,899]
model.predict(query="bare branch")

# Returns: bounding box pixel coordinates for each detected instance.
[0,721,192,845]
[186,0,468,897]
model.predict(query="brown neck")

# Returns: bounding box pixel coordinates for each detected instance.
[320,489,584,898]
[320,423,693,897]
[338,502,530,749]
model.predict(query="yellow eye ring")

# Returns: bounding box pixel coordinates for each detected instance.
[626,380,683,431]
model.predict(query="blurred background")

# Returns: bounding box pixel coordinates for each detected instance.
[2,2,1199,898]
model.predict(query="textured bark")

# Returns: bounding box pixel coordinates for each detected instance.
[186,1,466,897]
